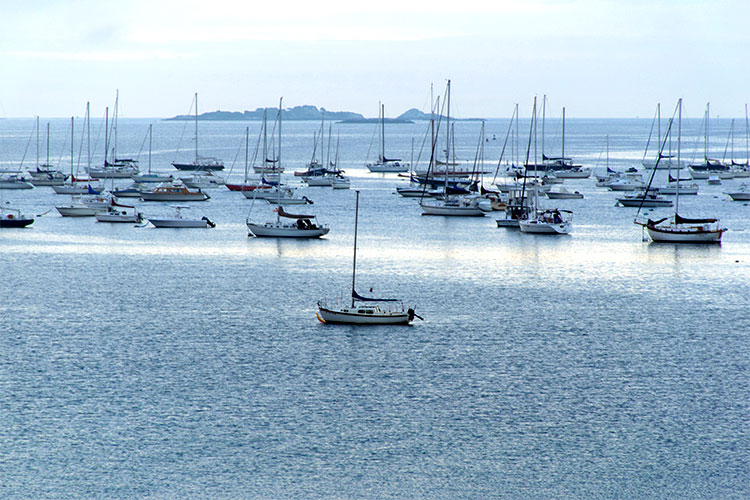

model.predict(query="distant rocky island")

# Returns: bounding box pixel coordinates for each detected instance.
[165,105,450,123]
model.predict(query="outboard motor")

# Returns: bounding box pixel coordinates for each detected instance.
[201,216,216,228]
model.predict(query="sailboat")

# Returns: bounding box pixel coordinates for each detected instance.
[131,124,174,183]
[89,92,140,178]
[635,99,726,243]
[688,102,730,179]
[29,120,68,186]
[420,81,485,216]
[0,208,34,228]
[246,98,328,238]
[171,93,225,171]
[317,190,418,325]
[517,97,573,234]
[365,103,409,173]
[642,103,685,171]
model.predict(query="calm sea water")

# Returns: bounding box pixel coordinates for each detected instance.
[0,115,748,499]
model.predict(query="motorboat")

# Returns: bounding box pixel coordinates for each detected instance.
[148,206,215,228]
[246,206,329,238]
[519,209,573,234]
[331,176,351,189]
[420,196,485,216]
[140,183,210,202]
[0,208,34,228]
[617,190,673,207]
[0,174,34,190]
[180,172,226,189]
[727,183,750,201]
[95,201,143,223]
[552,167,591,179]
[546,187,583,199]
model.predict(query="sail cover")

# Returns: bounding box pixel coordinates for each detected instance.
[277,206,314,219]
[352,290,400,302]
[675,213,717,224]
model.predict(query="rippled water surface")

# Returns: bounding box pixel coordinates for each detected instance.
[1,116,748,498]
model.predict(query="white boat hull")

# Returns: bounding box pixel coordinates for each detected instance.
[645,225,724,243]
[317,305,411,325]
[149,218,209,228]
[56,206,97,217]
[519,220,572,234]
[140,192,209,201]
[420,201,485,216]
[247,221,329,238]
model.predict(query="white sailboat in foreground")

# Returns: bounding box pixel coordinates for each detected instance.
[317,190,420,325]
[635,99,726,243]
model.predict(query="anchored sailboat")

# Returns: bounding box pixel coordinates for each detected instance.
[635,99,726,243]
[317,190,419,325]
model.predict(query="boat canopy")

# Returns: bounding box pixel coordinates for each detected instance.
[382,156,402,162]
[352,289,400,302]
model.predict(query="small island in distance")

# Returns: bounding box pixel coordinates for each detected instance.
[165,105,479,122]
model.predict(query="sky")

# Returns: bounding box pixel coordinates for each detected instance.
[1,0,747,118]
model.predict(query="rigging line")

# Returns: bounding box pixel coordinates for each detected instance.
[134,125,150,162]
[18,119,37,170]
[491,104,518,185]
[89,110,106,161]
[642,104,658,162]
[172,97,195,162]
[56,119,71,170]
[225,128,245,177]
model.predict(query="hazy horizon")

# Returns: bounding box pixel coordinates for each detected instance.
[2,1,747,119]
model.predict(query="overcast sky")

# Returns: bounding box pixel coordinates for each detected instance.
[1,0,746,118]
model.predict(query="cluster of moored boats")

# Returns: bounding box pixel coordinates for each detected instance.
[4,91,750,321]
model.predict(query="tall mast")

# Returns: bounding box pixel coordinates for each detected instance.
[676,98,682,214]
[70,117,74,179]
[381,103,385,162]
[148,124,153,174]
[561,106,566,161]
[746,103,749,165]
[657,103,661,152]
[86,102,91,172]
[244,126,249,182]
[534,94,547,164]
[194,93,199,163]
[35,116,39,168]
[278,97,282,168]
[705,102,709,161]
[514,103,519,166]
[351,190,360,308]
[104,107,109,165]
[113,91,119,161]
[45,122,50,167]
[262,109,267,168]
[445,80,451,167]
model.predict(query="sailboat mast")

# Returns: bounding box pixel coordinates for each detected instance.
[46,122,50,166]
[194,93,199,163]
[677,98,682,214]
[148,124,153,174]
[445,80,451,168]
[86,102,91,172]
[381,103,385,162]
[278,97,282,168]
[351,190,360,308]
[705,102,710,161]
[35,116,39,168]
[70,117,74,179]
[541,94,546,164]
[562,106,565,161]
[244,126,249,182]
[104,107,109,165]
[113,91,119,161]
[262,109,267,169]
[746,103,749,165]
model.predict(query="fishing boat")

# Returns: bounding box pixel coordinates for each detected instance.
[317,190,419,325]
[0,208,34,228]
[140,182,210,202]
[148,206,215,228]
[635,99,726,243]
[365,103,409,173]
[171,93,225,171]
